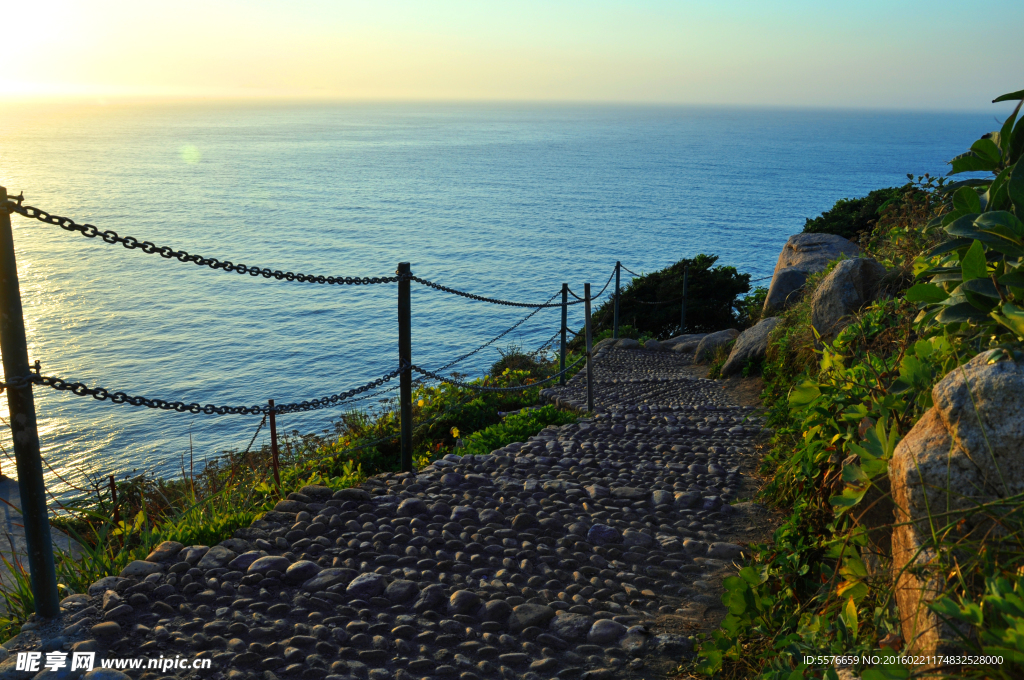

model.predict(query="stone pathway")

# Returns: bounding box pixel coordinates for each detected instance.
[1,347,770,680]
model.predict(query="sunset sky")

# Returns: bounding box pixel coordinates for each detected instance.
[2,0,1021,109]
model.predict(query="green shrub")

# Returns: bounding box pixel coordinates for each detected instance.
[460,405,577,456]
[803,186,905,240]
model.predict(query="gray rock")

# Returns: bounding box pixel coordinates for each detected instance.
[144,541,184,563]
[643,339,663,351]
[610,487,646,500]
[673,492,700,509]
[508,604,555,631]
[228,550,267,571]
[661,333,708,346]
[706,542,746,560]
[549,613,592,640]
[87,577,126,597]
[397,498,427,516]
[196,545,236,570]
[891,352,1024,656]
[650,489,673,507]
[720,317,782,376]
[586,524,622,546]
[694,329,740,364]
[247,555,291,575]
[332,488,371,502]
[448,590,481,615]
[118,560,163,578]
[585,485,609,500]
[587,619,626,645]
[298,485,333,499]
[810,258,887,337]
[622,530,654,548]
[763,233,861,312]
[616,339,640,349]
[481,600,513,622]
[302,568,351,592]
[178,545,209,564]
[385,580,419,603]
[284,560,322,584]
[346,572,387,600]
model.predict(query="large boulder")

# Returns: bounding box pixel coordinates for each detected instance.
[720,317,782,376]
[890,353,1024,655]
[763,233,861,312]
[810,258,887,337]
[693,329,739,363]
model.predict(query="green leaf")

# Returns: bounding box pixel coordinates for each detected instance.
[998,270,1024,287]
[971,137,1003,164]
[960,240,988,281]
[975,210,1024,240]
[839,597,859,640]
[1000,110,1019,159]
[1010,159,1024,214]
[961,278,1001,299]
[789,380,821,409]
[952,186,982,213]
[936,302,989,324]
[862,665,910,680]
[994,302,1024,337]
[904,283,948,303]
[993,89,1024,103]
[949,150,998,174]
[924,237,973,259]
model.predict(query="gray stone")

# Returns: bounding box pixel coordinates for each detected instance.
[616,339,640,349]
[228,550,267,571]
[706,542,746,560]
[385,580,419,603]
[88,577,126,597]
[548,613,592,640]
[587,619,626,645]
[448,590,481,615]
[284,560,322,584]
[178,545,209,564]
[720,317,782,376]
[622,530,654,548]
[661,333,708,346]
[144,541,184,563]
[332,488,371,502]
[346,572,387,600]
[585,485,609,500]
[810,258,887,337]
[643,340,663,351]
[694,329,740,364]
[609,487,646,500]
[891,352,1024,655]
[673,492,700,509]
[196,545,236,570]
[119,560,163,578]
[763,233,861,312]
[481,600,513,622]
[302,568,351,592]
[247,555,291,575]
[586,524,622,546]
[298,485,333,499]
[397,498,428,517]
[508,604,555,632]
[650,490,673,507]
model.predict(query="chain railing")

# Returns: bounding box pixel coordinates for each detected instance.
[0,187,768,617]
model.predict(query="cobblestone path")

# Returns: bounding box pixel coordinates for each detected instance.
[5,347,768,680]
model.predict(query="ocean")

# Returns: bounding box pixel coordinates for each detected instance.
[0,101,997,495]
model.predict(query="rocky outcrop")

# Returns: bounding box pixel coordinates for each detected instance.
[763,233,861,312]
[810,258,887,337]
[890,353,1024,655]
[694,329,739,363]
[720,317,781,376]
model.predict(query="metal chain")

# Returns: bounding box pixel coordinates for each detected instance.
[0,366,403,415]
[749,274,773,282]
[6,201,399,286]
[410,355,585,392]
[620,263,641,277]
[410,276,583,308]
[243,414,267,454]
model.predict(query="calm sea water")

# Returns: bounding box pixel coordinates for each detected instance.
[0,102,995,494]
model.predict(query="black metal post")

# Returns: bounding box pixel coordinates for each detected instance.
[397,262,413,472]
[681,266,689,334]
[613,261,620,339]
[584,283,594,413]
[0,186,59,618]
[559,284,567,386]
[268,399,281,491]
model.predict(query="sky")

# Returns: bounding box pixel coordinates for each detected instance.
[1,0,1022,110]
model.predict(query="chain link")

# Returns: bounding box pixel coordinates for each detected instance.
[633,296,684,306]
[410,276,583,308]
[0,367,403,415]
[410,355,585,392]
[620,263,641,277]
[7,202,399,286]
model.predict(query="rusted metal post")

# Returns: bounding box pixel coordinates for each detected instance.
[559,283,567,386]
[109,475,120,526]
[613,262,620,339]
[0,186,59,618]
[397,262,413,472]
[584,283,594,413]
[681,266,689,334]
[268,399,281,491]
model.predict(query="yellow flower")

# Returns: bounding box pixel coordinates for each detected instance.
[451,427,460,438]
[417,399,425,407]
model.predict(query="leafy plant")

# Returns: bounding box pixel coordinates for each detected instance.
[803,187,905,241]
